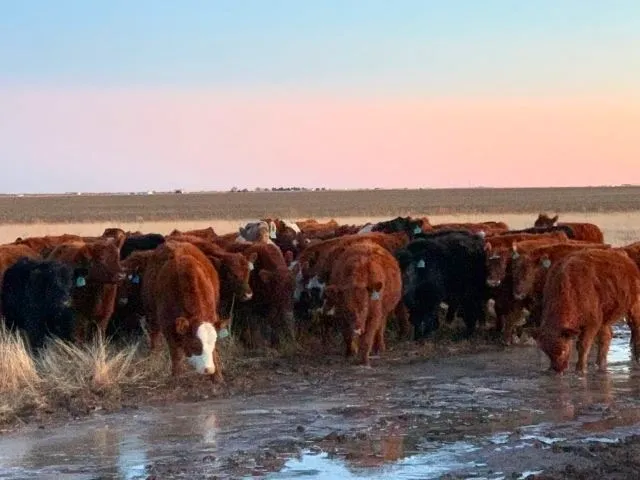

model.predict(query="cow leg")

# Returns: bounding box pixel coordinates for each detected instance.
[461,298,484,337]
[596,324,613,372]
[394,302,412,341]
[358,321,378,367]
[627,303,640,364]
[342,322,356,358]
[212,349,224,384]
[168,342,186,377]
[373,324,386,356]
[576,323,599,374]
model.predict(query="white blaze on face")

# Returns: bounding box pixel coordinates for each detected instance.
[306,275,325,295]
[187,323,218,374]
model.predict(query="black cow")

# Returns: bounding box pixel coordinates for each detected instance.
[395,231,488,341]
[1,258,80,352]
[372,216,425,238]
[120,233,165,260]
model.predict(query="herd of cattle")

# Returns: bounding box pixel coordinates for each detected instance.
[1,213,640,382]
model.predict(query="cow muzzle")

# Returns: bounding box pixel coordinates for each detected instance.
[486,279,501,287]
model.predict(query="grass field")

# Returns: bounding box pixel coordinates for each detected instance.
[3,186,640,224]
[1,187,640,245]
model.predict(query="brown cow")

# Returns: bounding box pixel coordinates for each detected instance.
[535,249,640,374]
[168,226,217,241]
[533,214,604,243]
[14,234,83,257]
[321,241,402,366]
[152,251,225,379]
[226,242,296,348]
[47,238,125,342]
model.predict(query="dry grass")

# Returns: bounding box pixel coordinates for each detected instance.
[1,186,640,224]
[37,337,144,396]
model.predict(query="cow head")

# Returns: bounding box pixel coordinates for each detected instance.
[534,213,559,228]
[323,282,382,336]
[536,327,578,374]
[117,250,153,308]
[484,242,511,287]
[75,239,125,285]
[175,317,229,375]
[210,252,256,301]
[511,253,552,300]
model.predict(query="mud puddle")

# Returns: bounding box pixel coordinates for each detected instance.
[2,325,640,479]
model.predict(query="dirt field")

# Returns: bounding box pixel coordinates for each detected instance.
[3,186,640,224]
[1,188,640,479]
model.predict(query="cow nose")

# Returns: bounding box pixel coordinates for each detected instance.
[203,366,216,375]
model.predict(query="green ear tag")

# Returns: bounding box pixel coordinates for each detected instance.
[218,328,229,339]
[76,276,86,288]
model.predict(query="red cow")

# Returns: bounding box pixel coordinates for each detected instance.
[152,251,225,379]
[321,241,402,366]
[533,214,604,243]
[535,249,640,374]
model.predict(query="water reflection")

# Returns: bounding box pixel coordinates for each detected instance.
[0,327,640,479]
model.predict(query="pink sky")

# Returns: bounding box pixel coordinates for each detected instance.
[1,89,639,192]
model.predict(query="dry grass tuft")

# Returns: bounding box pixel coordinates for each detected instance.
[0,325,40,394]
[37,337,142,395]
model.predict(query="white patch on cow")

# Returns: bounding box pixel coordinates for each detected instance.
[248,262,254,271]
[289,260,299,271]
[478,231,486,238]
[306,275,325,294]
[292,239,299,247]
[541,258,552,269]
[511,251,520,260]
[370,291,381,300]
[416,259,426,269]
[268,221,277,239]
[187,323,218,375]
[357,224,374,234]
[283,220,301,234]
[489,254,501,260]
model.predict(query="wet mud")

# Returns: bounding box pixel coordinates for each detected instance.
[1,326,640,479]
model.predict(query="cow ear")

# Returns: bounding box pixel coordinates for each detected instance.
[561,328,579,339]
[484,242,492,252]
[551,215,559,223]
[258,269,272,283]
[175,317,190,336]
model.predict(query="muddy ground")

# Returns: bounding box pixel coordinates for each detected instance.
[2,327,640,479]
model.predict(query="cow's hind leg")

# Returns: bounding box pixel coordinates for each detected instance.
[576,320,600,374]
[596,324,613,372]
[627,301,640,364]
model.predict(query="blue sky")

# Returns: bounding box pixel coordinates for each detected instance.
[2,0,639,95]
